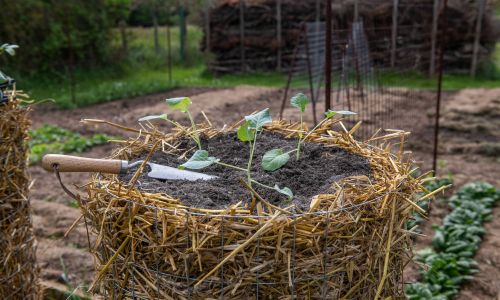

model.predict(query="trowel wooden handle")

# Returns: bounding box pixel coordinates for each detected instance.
[42,154,126,174]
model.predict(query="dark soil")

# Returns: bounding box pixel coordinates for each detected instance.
[123,132,372,210]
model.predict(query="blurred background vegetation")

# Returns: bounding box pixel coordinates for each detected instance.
[0,0,499,108]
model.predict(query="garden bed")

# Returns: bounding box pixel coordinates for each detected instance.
[123,132,371,209]
[77,105,424,299]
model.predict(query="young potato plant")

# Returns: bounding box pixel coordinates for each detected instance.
[261,93,356,172]
[180,108,293,200]
[139,97,201,149]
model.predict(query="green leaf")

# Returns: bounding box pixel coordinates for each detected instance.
[262,148,290,171]
[325,110,357,118]
[5,44,18,56]
[290,93,309,112]
[237,122,254,142]
[274,184,293,199]
[138,114,168,122]
[180,150,219,170]
[166,97,192,113]
[244,108,272,132]
[0,44,19,56]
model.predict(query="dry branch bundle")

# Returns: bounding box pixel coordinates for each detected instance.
[0,91,38,299]
[80,119,425,299]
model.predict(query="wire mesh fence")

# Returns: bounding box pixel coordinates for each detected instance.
[280,16,441,143]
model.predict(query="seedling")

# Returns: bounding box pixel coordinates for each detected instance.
[240,108,272,186]
[167,97,201,149]
[179,108,293,200]
[290,93,309,160]
[261,94,356,172]
[138,114,183,128]
[179,149,246,172]
[139,97,201,149]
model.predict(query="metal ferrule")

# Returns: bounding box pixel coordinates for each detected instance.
[120,160,129,174]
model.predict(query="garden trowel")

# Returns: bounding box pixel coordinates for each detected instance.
[42,154,217,181]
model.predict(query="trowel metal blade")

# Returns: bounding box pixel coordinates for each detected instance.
[146,162,217,181]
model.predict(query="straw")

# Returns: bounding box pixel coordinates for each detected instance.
[78,118,425,299]
[0,90,39,299]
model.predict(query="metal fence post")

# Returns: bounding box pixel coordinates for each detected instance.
[429,0,440,76]
[471,0,486,77]
[433,0,448,174]
[276,0,282,71]
[205,0,211,53]
[239,0,246,72]
[390,0,399,68]
[325,0,332,111]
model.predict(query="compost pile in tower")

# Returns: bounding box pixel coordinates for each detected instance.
[203,0,498,73]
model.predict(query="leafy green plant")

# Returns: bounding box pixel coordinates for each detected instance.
[29,124,112,163]
[138,113,184,129]
[261,94,355,171]
[0,43,18,56]
[179,149,246,172]
[407,176,453,230]
[179,108,293,200]
[406,182,500,299]
[290,93,309,160]
[167,97,200,149]
[240,108,272,185]
[139,96,201,149]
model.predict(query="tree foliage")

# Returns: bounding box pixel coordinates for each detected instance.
[0,0,112,72]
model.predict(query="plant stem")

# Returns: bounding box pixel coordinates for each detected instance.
[296,116,329,155]
[247,131,258,187]
[215,161,247,172]
[250,179,274,190]
[186,110,201,149]
[296,112,304,160]
[164,117,182,128]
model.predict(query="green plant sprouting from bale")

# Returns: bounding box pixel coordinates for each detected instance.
[238,108,272,186]
[138,113,179,127]
[290,93,309,160]
[139,96,201,149]
[29,124,112,163]
[168,97,201,149]
[179,108,293,200]
[260,93,356,172]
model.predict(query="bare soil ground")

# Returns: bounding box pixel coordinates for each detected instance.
[30,86,500,298]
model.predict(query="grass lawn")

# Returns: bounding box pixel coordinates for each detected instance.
[14,26,500,109]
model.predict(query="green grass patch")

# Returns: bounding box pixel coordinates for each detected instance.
[29,124,112,163]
